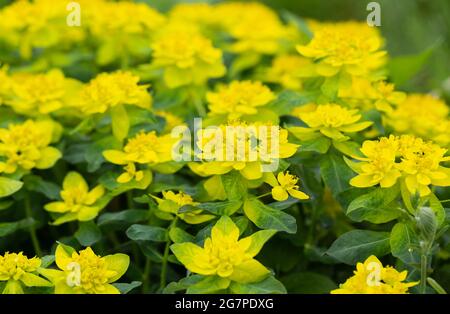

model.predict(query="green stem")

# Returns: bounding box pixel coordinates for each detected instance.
[24,196,42,257]
[160,218,178,291]
[126,191,133,209]
[142,258,152,293]
[420,254,428,294]
[427,277,447,294]
[255,192,271,199]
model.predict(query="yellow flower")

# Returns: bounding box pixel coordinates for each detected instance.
[168,3,218,30]
[348,135,401,188]
[290,104,373,141]
[5,69,82,115]
[40,245,129,294]
[331,255,418,294]
[152,191,214,224]
[0,119,61,174]
[151,32,226,88]
[206,81,276,122]
[78,71,151,115]
[385,94,450,147]
[44,172,105,225]
[264,55,314,90]
[297,21,386,78]
[171,216,275,284]
[396,135,450,196]
[189,121,299,180]
[0,252,52,294]
[264,172,309,201]
[116,163,144,184]
[338,77,406,112]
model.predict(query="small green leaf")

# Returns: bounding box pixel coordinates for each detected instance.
[126,224,167,242]
[326,230,391,265]
[0,177,23,198]
[428,193,445,227]
[0,217,34,237]
[23,175,60,200]
[221,171,247,201]
[110,104,130,142]
[75,221,102,246]
[98,209,149,227]
[196,200,242,216]
[390,222,420,265]
[243,198,297,234]
[229,276,287,294]
[113,281,142,294]
[281,272,337,294]
[169,227,194,244]
[299,137,331,154]
[320,153,353,197]
[186,276,230,294]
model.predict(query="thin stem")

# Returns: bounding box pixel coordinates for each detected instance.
[427,277,447,294]
[420,254,428,294]
[24,196,42,257]
[142,258,152,293]
[126,191,133,209]
[255,192,272,199]
[160,217,178,291]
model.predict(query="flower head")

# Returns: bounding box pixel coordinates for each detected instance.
[152,191,214,224]
[44,172,105,225]
[264,55,314,90]
[171,216,275,284]
[151,32,226,88]
[40,245,129,294]
[297,21,386,78]
[290,104,372,141]
[0,119,61,174]
[0,252,52,294]
[265,171,309,201]
[207,81,276,122]
[331,255,418,294]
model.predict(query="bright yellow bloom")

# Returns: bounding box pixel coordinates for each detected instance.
[171,216,275,284]
[348,135,450,196]
[297,21,386,78]
[206,81,276,122]
[189,121,299,180]
[78,71,151,115]
[0,252,52,294]
[290,104,373,141]
[348,135,401,188]
[338,78,406,112]
[385,94,450,147]
[331,255,418,294]
[264,55,314,90]
[44,172,105,225]
[264,172,309,201]
[168,3,218,30]
[151,32,226,88]
[152,191,214,224]
[40,245,129,294]
[116,163,144,184]
[0,120,61,174]
[4,69,82,115]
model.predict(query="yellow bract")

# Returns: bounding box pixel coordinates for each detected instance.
[265,171,309,201]
[152,191,215,224]
[264,55,314,90]
[290,104,372,141]
[0,119,61,174]
[171,216,275,284]
[207,81,275,122]
[44,172,105,225]
[0,252,52,294]
[331,255,418,294]
[151,32,226,88]
[297,21,386,78]
[349,135,450,196]
[40,245,129,294]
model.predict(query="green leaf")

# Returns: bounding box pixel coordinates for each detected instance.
[126,224,167,242]
[326,230,391,265]
[332,140,364,158]
[299,137,331,154]
[113,281,142,294]
[390,222,421,265]
[320,153,353,197]
[428,193,446,227]
[23,175,60,200]
[196,200,242,216]
[163,275,204,294]
[221,171,247,201]
[186,275,231,294]
[281,272,337,294]
[169,227,194,244]
[0,217,34,237]
[100,170,152,196]
[267,90,313,116]
[98,209,149,227]
[416,207,437,243]
[0,200,13,211]
[85,136,122,172]
[0,177,23,198]
[346,186,401,223]
[229,276,287,294]
[74,221,102,246]
[110,104,130,142]
[243,198,297,234]
[388,43,438,86]
[40,255,55,268]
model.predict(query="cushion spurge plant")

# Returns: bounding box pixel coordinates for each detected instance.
[0,0,447,297]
